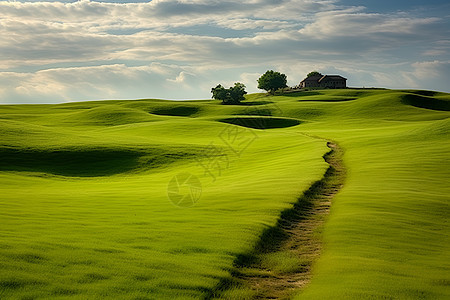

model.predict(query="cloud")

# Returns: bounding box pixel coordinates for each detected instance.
[0,64,181,103]
[0,0,332,23]
[299,10,441,43]
[0,0,448,103]
[0,63,244,103]
[401,60,450,92]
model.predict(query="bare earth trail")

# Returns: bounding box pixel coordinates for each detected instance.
[209,141,346,299]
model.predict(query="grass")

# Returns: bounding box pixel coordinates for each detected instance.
[0,88,449,299]
[0,98,328,299]
[212,142,346,299]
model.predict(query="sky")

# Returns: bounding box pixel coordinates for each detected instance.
[0,0,449,103]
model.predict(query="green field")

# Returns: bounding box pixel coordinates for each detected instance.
[0,89,449,299]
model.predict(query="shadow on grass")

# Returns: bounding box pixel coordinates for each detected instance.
[298,97,357,102]
[0,148,142,177]
[234,108,273,116]
[240,101,274,106]
[403,90,438,97]
[0,147,201,177]
[151,106,200,117]
[282,91,323,97]
[400,94,450,111]
[218,117,301,129]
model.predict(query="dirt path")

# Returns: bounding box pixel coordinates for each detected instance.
[208,141,345,299]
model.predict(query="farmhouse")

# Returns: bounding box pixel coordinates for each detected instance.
[299,74,347,89]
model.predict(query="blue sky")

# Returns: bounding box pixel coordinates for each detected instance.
[0,0,449,103]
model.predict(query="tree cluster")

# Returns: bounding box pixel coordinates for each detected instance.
[211,82,247,105]
[212,69,326,103]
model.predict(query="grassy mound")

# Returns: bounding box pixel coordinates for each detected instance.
[61,105,159,126]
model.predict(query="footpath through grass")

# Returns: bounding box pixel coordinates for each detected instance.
[212,141,346,299]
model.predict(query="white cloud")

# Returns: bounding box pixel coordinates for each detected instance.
[0,64,178,103]
[215,18,295,30]
[404,60,450,92]
[299,10,440,40]
[0,0,448,103]
[0,63,242,103]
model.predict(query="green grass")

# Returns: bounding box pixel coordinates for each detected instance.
[0,89,449,299]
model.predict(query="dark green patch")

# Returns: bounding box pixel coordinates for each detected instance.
[69,259,95,266]
[0,280,27,290]
[169,247,212,255]
[432,278,450,286]
[78,273,109,284]
[283,91,323,97]
[240,101,274,106]
[235,108,272,116]
[134,275,153,282]
[400,94,450,111]
[404,90,438,97]
[298,97,356,102]
[93,248,125,254]
[0,148,141,177]
[52,287,80,295]
[132,245,153,250]
[9,253,47,264]
[151,106,199,117]
[233,253,259,267]
[293,108,324,118]
[0,147,201,177]
[254,226,287,254]
[218,117,301,129]
[0,279,44,290]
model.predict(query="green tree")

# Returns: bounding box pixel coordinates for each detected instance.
[211,84,228,102]
[307,71,322,78]
[211,83,247,105]
[257,70,287,94]
[229,82,247,103]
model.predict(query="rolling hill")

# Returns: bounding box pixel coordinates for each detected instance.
[0,89,449,299]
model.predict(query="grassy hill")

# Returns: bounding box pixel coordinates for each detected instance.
[0,89,449,299]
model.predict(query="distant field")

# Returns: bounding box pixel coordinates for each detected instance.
[0,89,449,299]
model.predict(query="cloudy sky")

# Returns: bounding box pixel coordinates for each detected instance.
[0,0,449,103]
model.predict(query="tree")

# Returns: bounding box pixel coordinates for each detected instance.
[257,70,287,94]
[211,82,247,104]
[211,84,228,102]
[307,71,322,78]
[229,82,247,103]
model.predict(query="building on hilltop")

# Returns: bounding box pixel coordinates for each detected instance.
[299,74,323,88]
[299,74,347,89]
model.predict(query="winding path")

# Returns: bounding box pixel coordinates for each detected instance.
[208,141,346,299]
